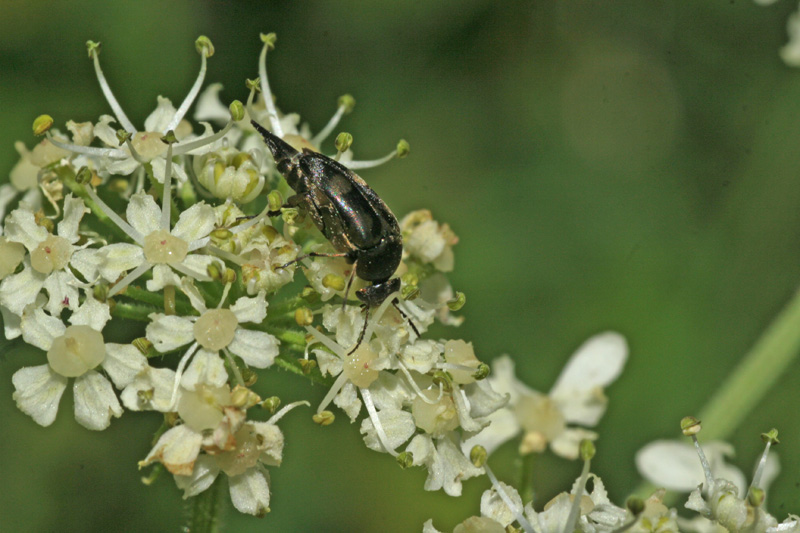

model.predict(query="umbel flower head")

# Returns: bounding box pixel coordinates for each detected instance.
[0,32,506,522]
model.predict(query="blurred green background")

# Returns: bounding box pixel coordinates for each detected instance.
[2,0,800,531]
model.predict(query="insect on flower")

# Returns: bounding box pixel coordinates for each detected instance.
[251,120,418,352]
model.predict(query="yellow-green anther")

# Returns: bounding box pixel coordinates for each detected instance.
[132,337,153,355]
[161,130,178,145]
[312,410,335,426]
[207,262,222,281]
[93,283,109,302]
[681,416,702,436]
[448,291,466,311]
[626,497,645,516]
[85,40,101,57]
[37,216,54,233]
[401,284,419,301]
[75,166,93,185]
[241,368,257,387]
[260,32,277,49]
[211,228,233,241]
[322,273,346,291]
[579,439,596,461]
[261,396,281,413]
[761,428,780,445]
[472,363,490,381]
[231,151,251,168]
[432,370,453,392]
[166,412,179,426]
[33,115,54,136]
[246,78,261,92]
[469,445,487,467]
[109,178,129,193]
[138,388,155,405]
[335,132,353,153]
[401,272,419,288]
[195,35,214,58]
[748,486,765,507]
[116,129,132,146]
[295,307,314,327]
[301,286,320,303]
[396,451,414,469]
[298,358,317,375]
[396,139,410,158]
[267,190,283,212]
[231,386,260,409]
[338,94,356,113]
[281,207,300,225]
[229,100,245,121]
[223,268,237,284]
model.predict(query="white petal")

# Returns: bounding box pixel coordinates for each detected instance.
[481,482,524,527]
[140,424,203,476]
[2,305,22,339]
[550,427,597,460]
[121,365,176,412]
[172,202,215,242]
[464,380,510,418]
[366,372,412,411]
[73,371,123,430]
[69,295,111,330]
[461,408,520,457]
[57,194,88,242]
[488,355,537,406]
[333,382,362,422]
[400,339,441,374]
[229,291,267,324]
[20,306,65,351]
[42,270,80,315]
[102,343,147,388]
[181,349,228,389]
[360,407,416,452]
[554,333,629,390]
[452,386,487,433]
[126,191,161,236]
[174,455,220,498]
[146,313,195,352]
[0,266,45,316]
[96,243,144,281]
[228,468,271,516]
[634,440,743,492]
[147,264,182,291]
[70,247,102,281]
[422,520,443,533]
[144,96,177,133]
[194,83,230,122]
[227,329,278,369]
[179,277,207,313]
[251,422,285,466]
[4,207,47,251]
[12,364,67,426]
[313,348,342,377]
[151,157,188,185]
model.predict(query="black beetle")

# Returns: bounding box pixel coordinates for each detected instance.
[251,120,415,350]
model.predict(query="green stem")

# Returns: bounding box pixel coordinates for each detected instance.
[186,474,223,533]
[699,286,800,440]
[632,286,800,499]
[518,452,535,505]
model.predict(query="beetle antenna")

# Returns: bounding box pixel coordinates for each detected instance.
[392,298,420,337]
[347,305,370,355]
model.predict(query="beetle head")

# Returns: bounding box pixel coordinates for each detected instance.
[356,277,401,308]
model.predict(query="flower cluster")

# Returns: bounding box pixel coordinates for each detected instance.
[1,33,511,519]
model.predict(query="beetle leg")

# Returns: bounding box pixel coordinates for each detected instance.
[347,304,370,356]
[275,250,349,271]
[341,260,358,310]
[392,298,420,337]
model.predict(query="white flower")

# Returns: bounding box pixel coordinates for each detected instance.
[0,195,98,316]
[400,209,458,272]
[405,434,483,497]
[464,332,627,460]
[12,297,145,429]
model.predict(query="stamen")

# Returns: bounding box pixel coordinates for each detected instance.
[107,261,152,297]
[45,133,127,159]
[123,138,147,164]
[483,463,534,533]
[317,372,349,414]
[168,342,200,410]
[217,281,233,309]
[161,142,174,230]
[267,400,311,424]
[86,186,144,243]
[563,442,594,533]
[312,98,351,147]
[397,361,441,405]
[346,149,398,170]
[305,324,345,354]
[89,43,136,134]
[224,349,245,386]
[165,37,212,133]
[361,388,398,457]
[172,121,233,156]
[257,34,283,137]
